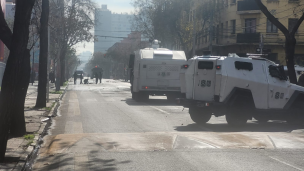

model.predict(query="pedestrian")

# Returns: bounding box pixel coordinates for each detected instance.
[298,72,304,87]
[49,71,55,83]
[99,70,103,83]
[73,71,77,84]
[31,70,36,85]
[80,72,83,84]
[95,72,98,84]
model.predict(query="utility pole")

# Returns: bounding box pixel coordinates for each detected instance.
[46,25,50,102]
[260,34,264,55]
[209,0,215,54]
[192,7,196,57]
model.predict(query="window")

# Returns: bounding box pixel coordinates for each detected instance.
[225,21,228,37]
[231,0,236,3]
[198,61,214,70]
[289,18,299,33]
[235,61,253,71]
[231,20,236,34]
[245,18,256,33]
[213,26,215,40]
[295,54,304,66]
[269,65,288,80]
[220,23,224,38]
[266,19,278,33]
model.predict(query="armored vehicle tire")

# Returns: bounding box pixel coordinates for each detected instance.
[140,93,149,101]
[132,92,137,100]
[226,107,248,126]
[189,106,212,124]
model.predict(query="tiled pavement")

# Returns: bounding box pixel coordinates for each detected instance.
[0,82,68,171]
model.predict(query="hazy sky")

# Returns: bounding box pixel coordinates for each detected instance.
[75,0,134,56]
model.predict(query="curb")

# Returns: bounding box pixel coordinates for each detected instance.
[15,84,69,171]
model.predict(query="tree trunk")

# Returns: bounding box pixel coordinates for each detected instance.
[36,0,49,108]
[55,59,61,91]
[10,49,31,136]
[0,0,35,161]
[60,47,67,86]
[285,36,297,84]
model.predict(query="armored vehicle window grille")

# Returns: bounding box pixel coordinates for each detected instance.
[165,66,179,71]
[269,65,288,80]
[148,66,163,71]
[198,61,214,69]
[235,61,253,71]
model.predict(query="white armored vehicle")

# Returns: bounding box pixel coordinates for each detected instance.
[177,55,304,125]
[129,40,187,101]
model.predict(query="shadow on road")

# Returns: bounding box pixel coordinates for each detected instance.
[175,122,304,133]
[34,138,132,170]
[124,98,179,106]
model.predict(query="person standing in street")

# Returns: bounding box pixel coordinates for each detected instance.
[99,70,103,83]
[31,70,36,85]
[73,71,77,84]
[80,72,83,84]
[95,72,98,84]
[49,71,55,83]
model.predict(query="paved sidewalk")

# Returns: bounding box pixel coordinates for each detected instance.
[0,82,68,171]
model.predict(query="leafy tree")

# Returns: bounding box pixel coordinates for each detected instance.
[254,0,304,84]
[132,0,198,56]
[49,0,96,86]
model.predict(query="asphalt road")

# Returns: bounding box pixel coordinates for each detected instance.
[33,79,304,171]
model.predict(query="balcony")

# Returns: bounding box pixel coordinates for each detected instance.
[237,33,260,43]
[237,0,261,14]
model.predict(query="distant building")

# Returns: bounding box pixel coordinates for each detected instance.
[94,5,133,53]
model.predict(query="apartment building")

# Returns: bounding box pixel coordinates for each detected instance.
[195,0,304,65]
[94,5,133,54]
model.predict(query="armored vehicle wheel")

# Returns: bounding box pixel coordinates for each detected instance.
[189,106,212,124]
[140,93,149,101]
[132,92,139,101]
[226,106,248,126]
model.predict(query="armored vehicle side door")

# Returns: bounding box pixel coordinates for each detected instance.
[193,58,217,101]
[267,64,289,109]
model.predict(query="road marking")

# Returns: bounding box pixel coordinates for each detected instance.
[267,135,277,149]
[269,156,304,171]
[148,106,171,115]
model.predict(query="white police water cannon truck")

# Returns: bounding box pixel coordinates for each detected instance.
[177,54,304,125]
[129,40,187,101]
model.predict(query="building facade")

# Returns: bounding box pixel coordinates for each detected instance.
[195,0,304,65]
[94,5,133,54]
